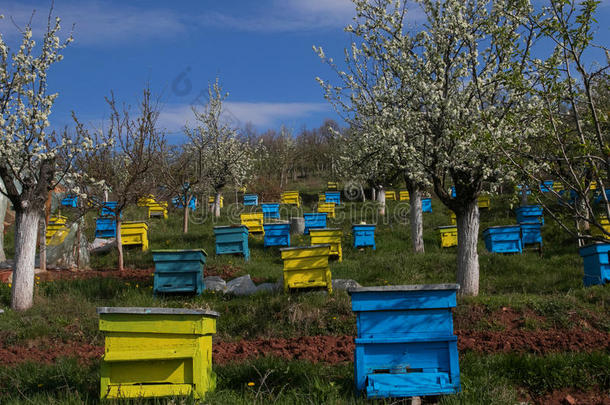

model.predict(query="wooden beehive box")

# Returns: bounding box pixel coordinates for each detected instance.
[98,307,219,400]
[348,284,461,399]
[280,244,332,293]
[310,228,342,261]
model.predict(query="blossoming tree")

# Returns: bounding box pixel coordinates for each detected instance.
[0,13,102,310]
[317,0,537,295]
[186,79,254,218]
[500,0,609,243]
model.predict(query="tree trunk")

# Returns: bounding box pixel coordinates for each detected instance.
[116,218,124,271]
[408,185,424,254]
[104,190,108,202]
[183,201,189,234]
[520,187,528,206]
[38,215,46,272]
[11,209,40,311]
[456,200,480,296]
[0,192,7,262]
[214,192,221,218]
[377,188,386,216]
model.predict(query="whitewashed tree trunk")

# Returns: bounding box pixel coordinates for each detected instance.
[0,192,7,262]
[104,190,108,202]
[456,200,480,296]
[11,209,40,311]
[214,192,221,218]
[116,218,124,271]
[360,185,366,202]
[38,215,46,272]
[409,187,424,253]
[377,188,386,216]
[371,187,376,201]
[183,200,189,234]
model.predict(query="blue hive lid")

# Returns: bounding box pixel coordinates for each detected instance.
[348,284,460,295]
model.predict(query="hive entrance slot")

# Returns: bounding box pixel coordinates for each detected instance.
[372,369,390,374]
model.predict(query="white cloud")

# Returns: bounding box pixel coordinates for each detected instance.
[158,101,330,132]
[0,1,186,45]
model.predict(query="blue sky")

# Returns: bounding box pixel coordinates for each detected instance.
[1,0,609,141]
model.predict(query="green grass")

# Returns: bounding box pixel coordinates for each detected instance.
[0,185,609,403]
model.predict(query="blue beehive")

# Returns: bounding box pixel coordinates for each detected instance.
[61,195,78,208]
[349,284,461,399]
[263,222,290,247]
[325,191,341,205]
[262,203,280,219]
[172,196,197,211]
[450,187,456,198]
[243,194,259,206]
[422,198,432,213]
[539,180,554,192]
[152,249,207,295]
[352,224,376,250]
[515,205,544,224]
[594,189,610,204]
[303,213,328,234]
[101,201,119,217]
[213,225,250,261]
[483,225,522,253]
[559,189,578,205]
[520,222,542,247]
[579,243,610,286]
[95,217,116,238]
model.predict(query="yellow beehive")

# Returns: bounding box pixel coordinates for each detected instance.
[281,191,300,207]
[552,182,564,192]
[240,212,264,234]
[592,217,610,240]
[148,202,168,219]
[137,195,157,207]
[449,211,456,225]
[318,193,326,202]
[98,307,219,400]
[46,224,70,245]
[49,215,67,225]
[327,182,338,191]
[208,196,224,208]
[438,226,458,248]
[280,245,332,293]
[385,190,397,201]
[477,195,490,209]
[590,181,597,190]
[317,202,336,218]
[399,190,410,201]
[120,221,149,251]
[309,228,342,262]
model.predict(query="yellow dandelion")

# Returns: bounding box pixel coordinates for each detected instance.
[332,317,337,320]
[8,283,11,288]
[35,276,40,280]
[37,383,43,387]
[247,382,255,387]
[135,284,139,288]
